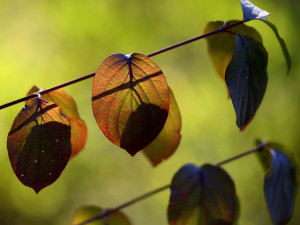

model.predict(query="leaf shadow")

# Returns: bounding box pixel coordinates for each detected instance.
[8,103,57,136]
[15,121,71,193]
[120,102,168,156]
[91,70,163,101]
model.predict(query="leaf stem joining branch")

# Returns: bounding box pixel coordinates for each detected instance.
[74,140,267,225]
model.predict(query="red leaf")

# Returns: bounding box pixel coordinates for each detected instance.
[143,87,181,166]
[7,97,72,193]
[28,86,87,157]
[92,53,169,156]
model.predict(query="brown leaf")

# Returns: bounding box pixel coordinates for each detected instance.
[7,97,71,193]
[92,53,169,156]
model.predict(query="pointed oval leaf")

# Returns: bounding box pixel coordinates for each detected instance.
[7,97,71,193]
[92,53,170,156]
[143,87,181,166]
[168,164,239,225]
[28,86,87,157]
[257,149,296,225]
[261,20,291,75]
[70,206,132,225]
[225,35,268,130]
[240,0,270,21]
[204,20,262,81]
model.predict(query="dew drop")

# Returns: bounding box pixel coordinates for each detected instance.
[21,174,24,177]
[34,160,37,163]
[49,172,52,176]
[55,139,59,143]
[41,150,44,153]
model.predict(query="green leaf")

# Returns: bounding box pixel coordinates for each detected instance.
[239,0,270,21]
[204,20,262,81]
[70,206,132,225]
[7,97,71,193]
[168,164,239,225]
[225,35,268,130]
[257,149,296,225]
[28,86,87,158]
[143,87,181,166]
[260,20,291,75]
[92,53,169,156]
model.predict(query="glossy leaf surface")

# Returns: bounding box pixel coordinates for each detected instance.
[70,206,132,225]
[225,35,268,130]
[261,20,291,75]
[239,0,270,21]
[143,87,181,166]
[168,164,239,225]
[257,149,296,225]
[28,86,87,157]
[92,53,169,156]
[7,97,71,193]
[204,20,262,81]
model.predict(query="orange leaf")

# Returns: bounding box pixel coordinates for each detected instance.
[143,87,181,166]
[7,97,71,193]
[28,86,87,157]
[92,53,169,156]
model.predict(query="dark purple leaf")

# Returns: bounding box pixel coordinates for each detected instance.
[168,164,239,225]
[257,148,296,225]
[225,35,268,130]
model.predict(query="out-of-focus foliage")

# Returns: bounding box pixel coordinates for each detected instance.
[70,206,132,225]
[0,0,299,225]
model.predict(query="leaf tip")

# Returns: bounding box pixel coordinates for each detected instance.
[240,126,245,132]
[240,0,270,21]
[34,188,41,194]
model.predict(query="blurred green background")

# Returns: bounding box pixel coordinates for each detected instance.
[0,0,299,224]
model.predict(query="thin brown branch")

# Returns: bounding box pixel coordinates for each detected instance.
[73,140,267,225]
[215,140,267,166]
[0,20,246,110]
[74,184,170,225]
[0,72,95,110]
